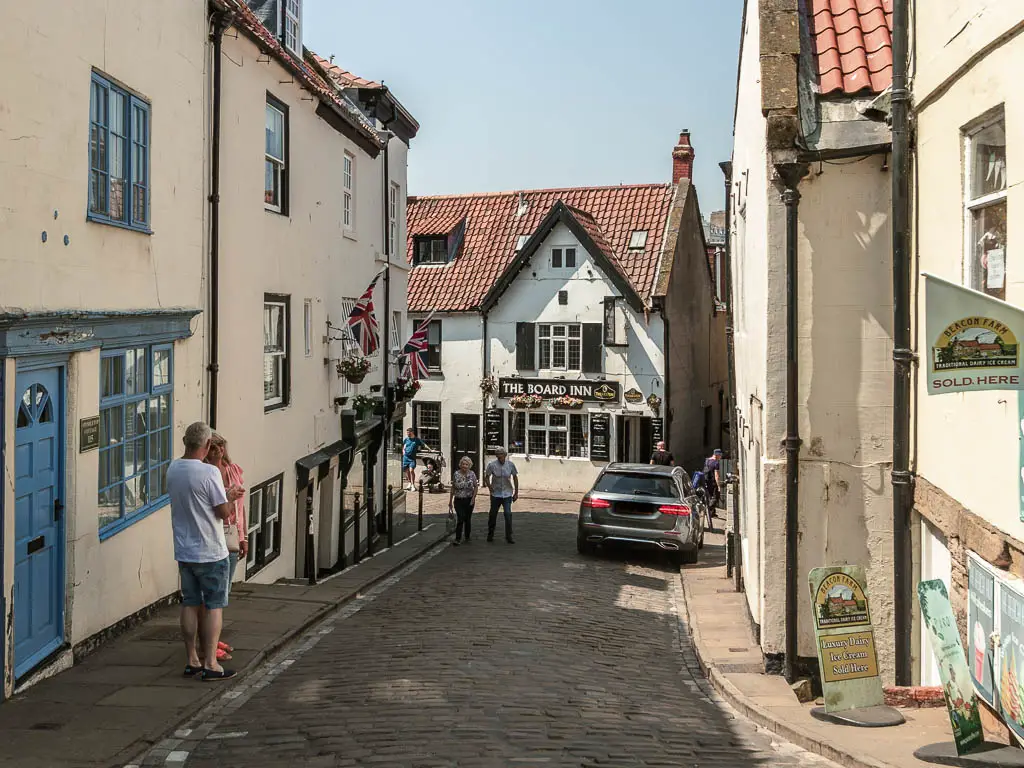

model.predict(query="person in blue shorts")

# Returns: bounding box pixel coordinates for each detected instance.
[403,427,428,490]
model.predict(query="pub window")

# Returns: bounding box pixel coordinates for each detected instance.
[965,114,1007,299]
[538,323,582,371]
[509,411,589,458]
[413,401,441,451]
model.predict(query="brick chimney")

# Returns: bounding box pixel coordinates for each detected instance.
[672,130,694,184]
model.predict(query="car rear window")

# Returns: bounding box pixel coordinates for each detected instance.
[593,472,678,498]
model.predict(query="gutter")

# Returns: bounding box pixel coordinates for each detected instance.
[890,0,914,687]
[207,9,230,428]
[776,162,809,683]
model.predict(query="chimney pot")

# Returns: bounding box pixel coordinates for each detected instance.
[672,131,695,185]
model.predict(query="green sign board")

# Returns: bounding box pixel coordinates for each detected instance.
[808,566,883,713]
[919,579,985,755]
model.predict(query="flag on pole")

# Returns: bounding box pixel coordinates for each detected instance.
[347,271,384,355]
[401,312,434,381]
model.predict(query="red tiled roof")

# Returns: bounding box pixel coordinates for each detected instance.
[407,185,673,313]
[809,0,893,96]
[309,53,383,89]
[215,0,382,142]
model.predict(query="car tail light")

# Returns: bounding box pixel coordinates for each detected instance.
[582,496,611,509]
[658,504,691,516]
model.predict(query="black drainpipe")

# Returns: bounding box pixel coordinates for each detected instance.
[207,10,228,429]
[481,310,489,460]
[891,0,913,687]
[777,162,808,682]
[378,103,394,536]
[720,161,742,591]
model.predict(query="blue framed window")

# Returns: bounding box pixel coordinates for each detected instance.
[89,72,150,231]
[98,345,173,538]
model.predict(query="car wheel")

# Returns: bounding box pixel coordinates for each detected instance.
[698,527,705,550]
[674,548,699,567]
[577,533,595,556]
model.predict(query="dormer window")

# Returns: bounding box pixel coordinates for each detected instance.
[628,230,648,250]
[515,234,530,251]
[415,236,447,265]
[283,0,302,56]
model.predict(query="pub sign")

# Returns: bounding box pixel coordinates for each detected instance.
[498,377,621,403]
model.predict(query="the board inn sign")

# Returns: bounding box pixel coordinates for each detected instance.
[498,377,621,403]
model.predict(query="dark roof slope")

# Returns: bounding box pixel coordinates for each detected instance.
[406,184,673,313]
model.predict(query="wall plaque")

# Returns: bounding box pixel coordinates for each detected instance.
[623,387,643,404]
[79,416,100,453]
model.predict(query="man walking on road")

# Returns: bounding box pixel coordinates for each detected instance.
[484,446,519,543]
[649,440,675,466]
[167,422,242,681]
[703,448,723,512]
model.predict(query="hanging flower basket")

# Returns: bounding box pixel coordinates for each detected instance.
[480,375,498,396]
[337,356,372,384]
[395,378,421,402]
[509,393,543,410]
[646,393,662,415]
[551,395,584,410]
[352,394,375,418]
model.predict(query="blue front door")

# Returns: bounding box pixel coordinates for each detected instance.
[14,367,64,678]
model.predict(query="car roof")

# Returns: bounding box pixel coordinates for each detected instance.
[604,462,679,476]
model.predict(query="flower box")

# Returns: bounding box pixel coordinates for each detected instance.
[509,393,543,410]
[551,395,584,410]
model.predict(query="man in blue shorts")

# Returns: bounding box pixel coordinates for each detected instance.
[167,422,242,682]
[403,427,428,491]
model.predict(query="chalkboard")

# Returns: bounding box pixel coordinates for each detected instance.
[651,417,664,448]
[590,413,611,461]
[485,408,504,454]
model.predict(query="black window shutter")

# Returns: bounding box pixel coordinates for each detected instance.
[516,322,535,370]
[581,323,603,373]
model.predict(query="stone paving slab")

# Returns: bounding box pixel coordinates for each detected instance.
[680,531,955,768]
[0,507,452,768]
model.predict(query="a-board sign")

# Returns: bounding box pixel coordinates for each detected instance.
[919,579,985,755]
[651,417,664,449]
[808,566,884,713]
[484,408,504,454]
[589,413,610,461]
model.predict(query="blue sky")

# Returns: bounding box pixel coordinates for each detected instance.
[304,0,741,213]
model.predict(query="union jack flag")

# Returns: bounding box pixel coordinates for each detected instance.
[401,312,434,381]
[347,271,384,355]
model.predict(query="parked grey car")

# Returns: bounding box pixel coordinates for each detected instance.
[576,463,706,566]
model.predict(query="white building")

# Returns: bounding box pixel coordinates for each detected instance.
[404,134,727,493]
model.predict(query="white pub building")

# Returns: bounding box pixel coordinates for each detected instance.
[404,134,728,493]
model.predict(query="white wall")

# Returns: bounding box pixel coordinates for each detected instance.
[729,1,771,626]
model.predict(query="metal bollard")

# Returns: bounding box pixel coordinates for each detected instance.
[387,485,394,548]
[366,490,375,557]
[338,487,347,571]
[352,492,361,565]
[417,480,424,531]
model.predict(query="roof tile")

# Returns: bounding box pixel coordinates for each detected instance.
[808,0,893,96]
[406,185,674,313]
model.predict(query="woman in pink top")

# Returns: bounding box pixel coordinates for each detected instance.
[205,433,246,660]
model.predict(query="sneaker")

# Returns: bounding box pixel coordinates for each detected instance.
[506,537,515,544]
[453,539,461,546]
[487,534,494,542]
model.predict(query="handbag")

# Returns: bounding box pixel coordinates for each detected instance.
[224,522,240,553]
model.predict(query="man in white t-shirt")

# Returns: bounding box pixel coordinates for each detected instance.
[167,422,243,681]
[484,446,519,543]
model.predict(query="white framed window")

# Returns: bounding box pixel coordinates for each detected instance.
[343,152,355,231]
[515,234,530,251]
[508,411,588,458]
[551,247,577,269]
[246,475,283,578]
[303,299,313,357]
[413,402,442,451]
[264,295,289,409]
[389,182,400,256]
[538,323,582,371]
[964,115,1007,299]
[715,247,725,303]
[628,230,648,250]
[265,98,287,213]
[283,0,302,56]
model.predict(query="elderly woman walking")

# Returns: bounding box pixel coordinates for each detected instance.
[448,455,478,545]
[203,433,246,660]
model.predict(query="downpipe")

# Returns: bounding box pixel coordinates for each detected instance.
[206,11,229,428]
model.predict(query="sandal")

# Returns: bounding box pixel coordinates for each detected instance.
[216,647,232,661]
[217,641,233,653]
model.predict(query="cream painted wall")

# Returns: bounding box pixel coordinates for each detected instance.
[729,1,771,627]
[794,160,895,676]
[914,21,1024,541]
[0,1,208,673]
[215,30,406,583]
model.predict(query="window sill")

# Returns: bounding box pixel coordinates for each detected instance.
[343,229,358,241]
[245,552,280,581]
[265,205,287,216]
[264,401,290,414]
[87,214,153,236]
[99,498,169,541]
[412,262,449,268]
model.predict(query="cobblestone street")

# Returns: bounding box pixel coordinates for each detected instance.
[140,503,836,767]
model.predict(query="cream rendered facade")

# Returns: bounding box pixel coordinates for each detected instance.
[0,2,207,694]
[215,19,410,585]
[911,3,1024,698]
[729,1,895,678]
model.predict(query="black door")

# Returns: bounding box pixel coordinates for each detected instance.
[451,413,481,476]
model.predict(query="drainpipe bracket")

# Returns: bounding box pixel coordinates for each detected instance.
[784,437,803,451]
[891,469,915,487]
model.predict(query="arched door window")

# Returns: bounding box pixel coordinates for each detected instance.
[16,383,53,429]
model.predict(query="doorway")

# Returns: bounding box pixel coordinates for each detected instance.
[13,366,65,678]
[451,413,480,476]
[615,415,653,463]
